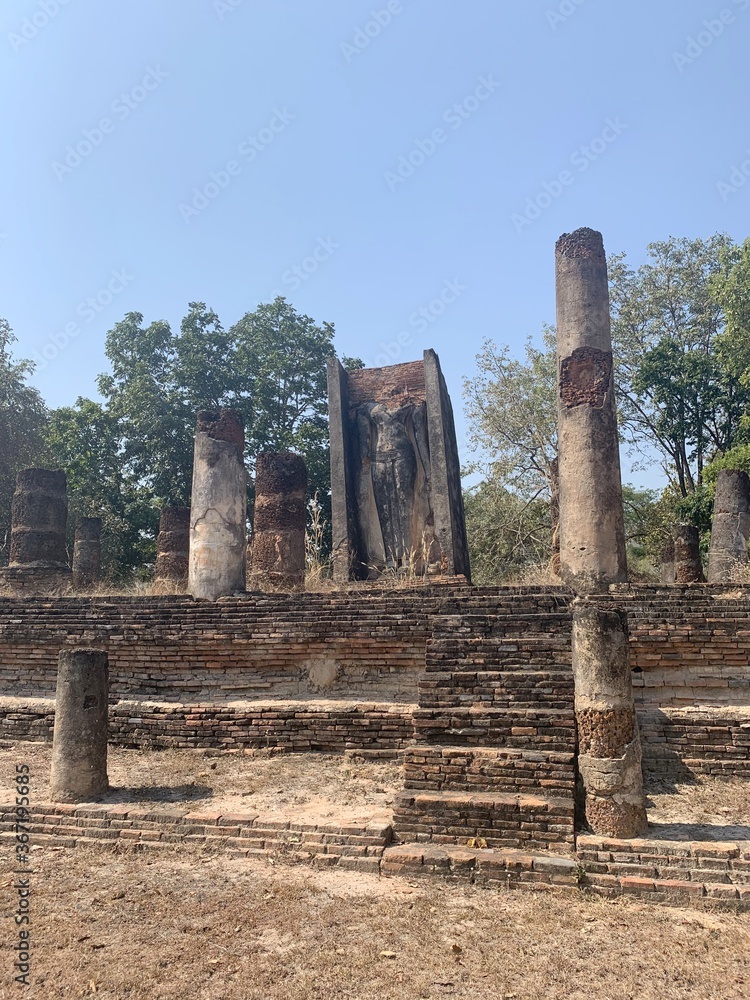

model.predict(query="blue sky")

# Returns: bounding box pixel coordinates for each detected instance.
[1,0,748,489]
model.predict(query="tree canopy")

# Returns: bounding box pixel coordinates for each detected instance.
[463,233,750,581]
[0,319,48,561]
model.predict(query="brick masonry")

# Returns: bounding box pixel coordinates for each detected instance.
[1,586,750,774]
[2,801,746,909]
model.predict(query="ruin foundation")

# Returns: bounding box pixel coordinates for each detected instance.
[250,452,307,590]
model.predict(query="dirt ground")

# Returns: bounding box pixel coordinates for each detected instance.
[2,741,750,837]
[1,841,749,999]
[3,744,750,997]
[0,742,401,826]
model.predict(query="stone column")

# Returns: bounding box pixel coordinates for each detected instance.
[188,410,247,601]
[572,602,647,837]
[555,228,646,839]
[708,469,750,583]
[72,517,102,590]
[1,468,71,593]
[555,228,627,593]
[155,506,190,587]
[249,452,308,590]
[674,525,703,583]
[659,540,675,585]
[50,648,109,803]
[550,456,561,576]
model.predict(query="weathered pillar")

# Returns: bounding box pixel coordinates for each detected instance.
[155,506,190,587]
[708,469,750,583]
[249,452,308,590]
[659,540,675,585]
[188,410,247,601]
[572,603,647,837]
[0,468,72,593]
[556,228,646,839]
[72,517,102,589]
[555,229,627,592]
[674,525,703,584]
[50,648,109,803]
[550,456,561,576]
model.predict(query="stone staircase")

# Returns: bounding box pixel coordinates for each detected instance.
[393,609,577,852]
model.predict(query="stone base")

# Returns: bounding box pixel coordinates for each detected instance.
[0,566,72,596]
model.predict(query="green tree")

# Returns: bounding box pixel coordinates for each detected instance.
[0,318,49,563]
[45,400,157,578]
[463,328,558,501]
[609,234,750,495]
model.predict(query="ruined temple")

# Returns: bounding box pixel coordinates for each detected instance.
[327,350,470,583]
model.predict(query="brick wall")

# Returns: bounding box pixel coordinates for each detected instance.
[1,586,750,771]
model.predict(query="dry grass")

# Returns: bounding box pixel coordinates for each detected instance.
[646,774,750,840]
[498,562,563,587]
[3,746,750,996]
[0,743,400,825]
[1,842,748,999]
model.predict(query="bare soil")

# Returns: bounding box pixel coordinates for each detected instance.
[3,742,750,838]
[0,742,401,826]
[1,841,749,999]
[3,745,750,996]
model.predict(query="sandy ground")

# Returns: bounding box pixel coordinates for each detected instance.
[3,744,750,996]
[0,841,748,999]
[2,741,750,839]
[0,742,401,826]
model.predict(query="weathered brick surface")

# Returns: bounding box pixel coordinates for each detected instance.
[1,585,750,778]
[0,696,415,751]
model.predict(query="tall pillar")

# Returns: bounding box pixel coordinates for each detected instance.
[0,468,71,593]
[708,469,750,583]
[188,410,247,601]
[674,525,703,583]
[555,228,646,839]
[155,506,190,588]
[555,229,627,593]
[72,517,102,590]
[50,648,109,803]
[572,603,647,837]
[249,452,308,590]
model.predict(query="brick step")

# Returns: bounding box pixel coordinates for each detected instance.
[426,654,572,673]
[430,628,572,649]
[393,789,575,851]
[0,696,416,752]
[382,841,750,906]
[412,707,575,750]
[403,745,576,796]
[0,803,394,864]
[419,670,574,710]
[577,834,750,889]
